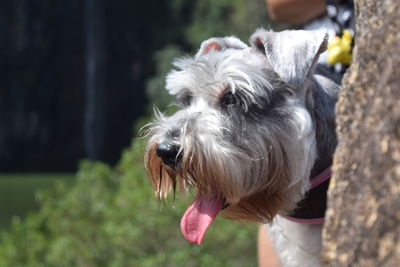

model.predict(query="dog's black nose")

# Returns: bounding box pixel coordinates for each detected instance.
[156,143,181,167]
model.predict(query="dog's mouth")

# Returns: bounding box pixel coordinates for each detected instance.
[180,194,226,245]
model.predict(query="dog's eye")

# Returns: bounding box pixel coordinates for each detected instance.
[180,93,193,106]
[222,92,238,106]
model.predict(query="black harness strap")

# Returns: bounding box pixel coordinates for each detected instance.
[284,168,331,224]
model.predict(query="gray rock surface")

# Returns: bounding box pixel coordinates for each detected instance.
[323,0,400,266]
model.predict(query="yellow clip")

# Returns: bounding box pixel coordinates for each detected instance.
[327,29,353,65]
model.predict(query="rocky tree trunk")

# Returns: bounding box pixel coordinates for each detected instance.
[323,0,400,266]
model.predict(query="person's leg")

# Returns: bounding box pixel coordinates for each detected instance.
[258,225,280,267]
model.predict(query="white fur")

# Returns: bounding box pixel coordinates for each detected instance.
[267,216,323,267]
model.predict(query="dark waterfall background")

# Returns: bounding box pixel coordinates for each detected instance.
[0,0,278,172]
[0,0,179,171]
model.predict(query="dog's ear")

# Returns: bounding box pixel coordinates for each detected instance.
[196,36,248,57]
[250,29,328,87]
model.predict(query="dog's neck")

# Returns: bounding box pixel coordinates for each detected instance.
[308,74,340,178]
[282,75,339,222]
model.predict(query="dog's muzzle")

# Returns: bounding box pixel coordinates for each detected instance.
[156,143,182,168]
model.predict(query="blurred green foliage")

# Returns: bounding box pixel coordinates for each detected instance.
[0,138,257,266]
[0,174,75,228]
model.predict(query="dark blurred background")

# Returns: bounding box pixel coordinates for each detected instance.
[1,0,164,171]
[0,0,281,172]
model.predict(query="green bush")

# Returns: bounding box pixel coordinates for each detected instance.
[0,138,257,266]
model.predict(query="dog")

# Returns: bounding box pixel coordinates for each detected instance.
[144,29,339,267]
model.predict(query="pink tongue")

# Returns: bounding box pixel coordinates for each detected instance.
[180,195,223,245]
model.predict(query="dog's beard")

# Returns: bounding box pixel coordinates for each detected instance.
[145,129,313,244]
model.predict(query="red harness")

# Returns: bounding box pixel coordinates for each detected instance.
[283,167,332,224]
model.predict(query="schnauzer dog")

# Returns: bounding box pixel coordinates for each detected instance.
[144,29,339,267]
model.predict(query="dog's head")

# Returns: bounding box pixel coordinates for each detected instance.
[144,29,327,244]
